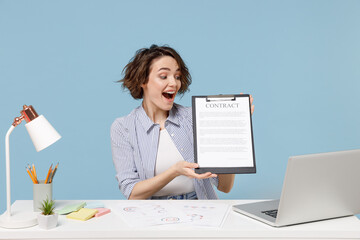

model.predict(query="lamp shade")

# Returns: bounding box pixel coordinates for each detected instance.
[25,115,61,152]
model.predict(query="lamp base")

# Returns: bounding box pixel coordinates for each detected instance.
[0,210,38,229]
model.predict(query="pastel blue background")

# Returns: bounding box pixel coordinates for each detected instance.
[1,0,359,214]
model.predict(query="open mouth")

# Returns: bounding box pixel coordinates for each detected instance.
[162,91,175,100]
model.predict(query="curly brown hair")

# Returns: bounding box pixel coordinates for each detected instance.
[119,44,192,99]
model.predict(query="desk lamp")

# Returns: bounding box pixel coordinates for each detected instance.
[0,105,61,228]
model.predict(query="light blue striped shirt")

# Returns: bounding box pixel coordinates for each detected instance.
[110,103,219,199]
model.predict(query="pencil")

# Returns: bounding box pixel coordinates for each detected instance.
[50,162,59,183]
[32,164,39,184]
[45,164,53,184]
[27,165,37,184]
[48,171,53,184]
[27,164,34,178]
[26,167,36,184]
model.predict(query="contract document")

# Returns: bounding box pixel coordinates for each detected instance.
[192,94,256,174]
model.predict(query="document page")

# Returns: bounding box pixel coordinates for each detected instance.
[194,96,254,168]
[171,202,230,227]
[114,201,230,228]
[114,201,189,227]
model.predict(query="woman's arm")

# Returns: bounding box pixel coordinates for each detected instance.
[129,161,217,199]
[217,174,235,193]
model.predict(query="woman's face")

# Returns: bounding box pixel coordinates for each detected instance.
[142,56,181,113]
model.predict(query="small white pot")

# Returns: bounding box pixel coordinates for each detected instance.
[37,213,58,230]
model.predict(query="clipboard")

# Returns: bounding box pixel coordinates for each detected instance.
[192,94,256,174]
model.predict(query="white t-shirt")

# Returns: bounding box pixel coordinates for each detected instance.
[153,129,195,196]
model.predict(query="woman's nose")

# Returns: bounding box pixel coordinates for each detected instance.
[168,77,177,86]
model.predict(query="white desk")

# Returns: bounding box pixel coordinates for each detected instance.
[1,200,360,240]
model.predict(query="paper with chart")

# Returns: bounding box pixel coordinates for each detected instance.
[114,201,189,227]
[114,201,230,228]
[171,201,230,227]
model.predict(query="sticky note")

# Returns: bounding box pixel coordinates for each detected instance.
[56,202,86,215]
[94,208,111,217]
[66,208,98,221]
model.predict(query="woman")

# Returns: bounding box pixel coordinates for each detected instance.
[111,44,254,200]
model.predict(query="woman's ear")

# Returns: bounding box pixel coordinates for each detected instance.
[141,77,149,90]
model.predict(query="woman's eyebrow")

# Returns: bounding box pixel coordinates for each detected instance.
[158,68,181,72]
[158,67,171,72]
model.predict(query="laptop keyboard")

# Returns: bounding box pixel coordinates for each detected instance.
[261,209,278,218]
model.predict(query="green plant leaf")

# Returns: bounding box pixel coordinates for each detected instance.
[39,197,55,215]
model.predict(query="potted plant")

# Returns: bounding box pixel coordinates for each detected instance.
[37,197,58,230]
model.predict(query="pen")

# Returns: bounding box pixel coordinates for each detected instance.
[26,167,36,184]
[45,164,53,184]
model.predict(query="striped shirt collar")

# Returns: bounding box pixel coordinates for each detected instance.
[137,103,180,133]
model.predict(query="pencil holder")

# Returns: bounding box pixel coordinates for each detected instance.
[33,180,53,212]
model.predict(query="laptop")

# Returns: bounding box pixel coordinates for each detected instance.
[232,149,360,227]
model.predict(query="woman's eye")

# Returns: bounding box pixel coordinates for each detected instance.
[175,76,181,80]
[160,75,167,80]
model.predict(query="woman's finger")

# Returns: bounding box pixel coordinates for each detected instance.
[191,172,217,179]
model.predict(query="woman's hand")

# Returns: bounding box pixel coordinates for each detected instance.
[250,94,254,115]
[130,161,216,199]
[171,161,217,179]
[240,93,254,115]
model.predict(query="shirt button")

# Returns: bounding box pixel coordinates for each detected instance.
[171,133,174,137]
[181,148,184,151]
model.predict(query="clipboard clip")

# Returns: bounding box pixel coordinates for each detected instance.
[206,94,236,102]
